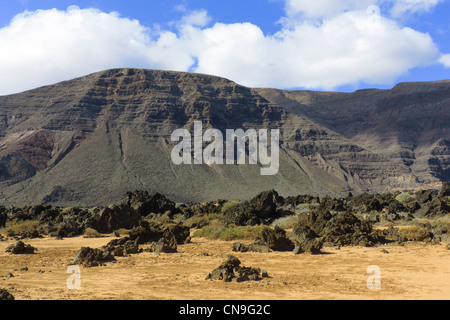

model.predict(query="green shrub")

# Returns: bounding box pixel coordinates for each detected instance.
[270,215,298,229]
[395,193,415,204]
[83,227,103,238]
[9,220,39,234]
[193,224,270,241]
[221,200,240,214]
[398,224,433,241]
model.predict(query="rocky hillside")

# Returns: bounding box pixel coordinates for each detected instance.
[257,81,450,185]
[0,69,448,207]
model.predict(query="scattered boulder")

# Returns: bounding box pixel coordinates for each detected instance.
[232,242,271,253]
[6,241,37,254]
[121,190,181,217]
[127,220,190,246]
[103,238,141,257]
[318,196,346,212]
[85,204,141,234]
[415,190,436,205]
[72,247,115,267]
[0,289,14,300]
[232,226,294,253]
[223,190,288,226]
[248,190,284,219]
[102,220,190,255]
[349,193,382,212]
[321,212,379,247]
[145,238,177,253]
[185,200,224,217]
[295,210,381,247]
[206,256,267,282]
[297,210,332,236]
[290,224,323,254]
[284,195,320,207]
[258,226,295,251]
[416,198,450,218]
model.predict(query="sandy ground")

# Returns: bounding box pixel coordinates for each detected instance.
[0,234,449,300]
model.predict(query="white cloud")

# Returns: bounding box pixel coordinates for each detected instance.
[439,54,450,68]
[284,0,445,20]
[188,11,439,89]
[0,4,444,95]
[389,0,445,17]
[180,9,211,27]
[0,8,162,95]
[284,0,375,19]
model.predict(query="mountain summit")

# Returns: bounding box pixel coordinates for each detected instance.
[0,68,448,206]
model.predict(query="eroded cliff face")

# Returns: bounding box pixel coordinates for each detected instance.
[0,68,447,206]
[257,80,450,185]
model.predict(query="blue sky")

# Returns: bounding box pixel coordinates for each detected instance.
[0,0,449,95]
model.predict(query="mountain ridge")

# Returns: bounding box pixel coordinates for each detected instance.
[0,68,448,207]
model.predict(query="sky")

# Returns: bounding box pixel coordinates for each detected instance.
[0,0,449,95]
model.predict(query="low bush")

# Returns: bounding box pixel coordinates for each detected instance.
[221,201,240,214]
[9,220,39,234]
[193,223,270,241]
[395,193,415,204]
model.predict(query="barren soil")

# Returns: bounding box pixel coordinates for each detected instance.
[0,233,449,300]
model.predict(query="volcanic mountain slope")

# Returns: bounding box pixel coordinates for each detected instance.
[257,81,450,185]
[0,68,447,207]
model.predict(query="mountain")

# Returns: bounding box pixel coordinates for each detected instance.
[0,68,448,207]
[257,81,450,184]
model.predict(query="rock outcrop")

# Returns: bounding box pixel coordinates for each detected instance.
[206,256,268,282]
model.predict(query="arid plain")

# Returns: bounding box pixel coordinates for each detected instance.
[1,230,449,300]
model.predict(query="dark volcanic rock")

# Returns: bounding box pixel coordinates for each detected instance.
[231,242,271,253]
[223,190,287,226]
[0,289,14,300]
[73,247,115,267]
[290,224,323,254]
[318,196,346,212]
[146,238,178,253]
[321,212,379,247]
[232,226,294,253]
[85,204,141,234]
[439,182,450,197]
[127,220,190,245]
[205,256,266,282]
[248,190,284,219]
[122,190,180,216]
[257,226,294,251]
[103,238,141,256]
[415,190,436,204]
[295,210,380,247]
[106,220,190,254]
[6,241,37,254]
[0,210,6,228]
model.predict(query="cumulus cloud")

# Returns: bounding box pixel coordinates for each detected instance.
[190,11,439,89]
[439,54,450,68]
[0,8,156,95]
[0,3,444,95]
